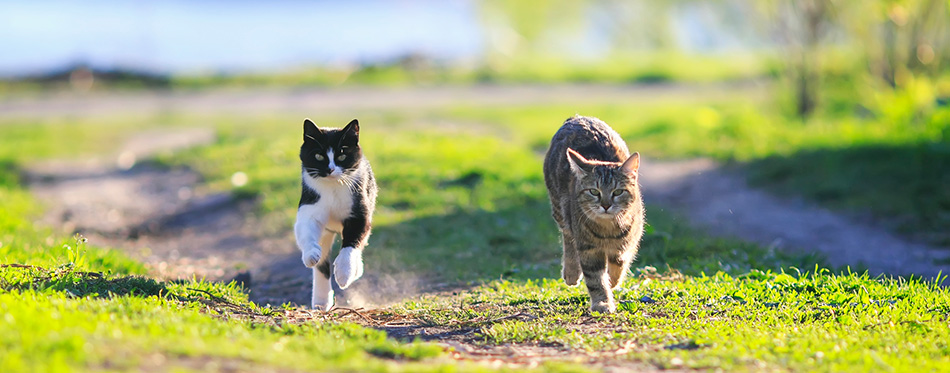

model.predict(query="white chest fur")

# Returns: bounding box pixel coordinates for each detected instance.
[300,171,354,232]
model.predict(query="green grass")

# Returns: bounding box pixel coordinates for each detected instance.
[0,266,447,372]
[2,78,948,370]
[393,269,950,371]
[0,119,506,372]
[0,175,545,372]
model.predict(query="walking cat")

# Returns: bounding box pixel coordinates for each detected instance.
[542,115,645,313]
[295,118,377,310]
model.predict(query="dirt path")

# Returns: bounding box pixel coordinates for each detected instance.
[639,158,950,280]
[27,129,289,303]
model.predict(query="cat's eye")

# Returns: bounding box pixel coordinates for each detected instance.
[338,154,347,161]
[612,189,625,197]
[586,189,600,196]
[314,154,325,161]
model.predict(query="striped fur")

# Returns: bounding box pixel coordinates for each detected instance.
[542,115,645,313]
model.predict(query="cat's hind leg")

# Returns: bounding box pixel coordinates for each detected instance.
[580,248,615,313]
[311,231,336,310]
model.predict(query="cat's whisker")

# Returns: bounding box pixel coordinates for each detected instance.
[339,174,357,189]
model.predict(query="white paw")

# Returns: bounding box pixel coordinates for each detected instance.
[333,246,363,289]
[301,244,322,268]
[313,292,334,311]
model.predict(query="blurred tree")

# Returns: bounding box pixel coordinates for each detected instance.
[873,0,946,85]
[474,0,947,116]
[759,0,948,117]
[759,0,838,118]
[598,0,677,52]
[476,0,687,68]
[477,0,588,68]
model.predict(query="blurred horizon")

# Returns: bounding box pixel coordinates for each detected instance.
[1,0,770,78]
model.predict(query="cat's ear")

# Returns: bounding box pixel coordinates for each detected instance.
[341,119,360,144]
[621,152,640,174]
[343,119,359,135]
[303,119,321,143]
[566,148,594,175]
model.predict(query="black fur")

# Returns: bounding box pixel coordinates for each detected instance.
[300,119,363,180]
[298,118,377,255]
[341,181,374,248]
[317,260,331,279]
[298,180,320,207]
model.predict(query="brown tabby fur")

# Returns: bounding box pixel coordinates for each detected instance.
[542,115,645,313]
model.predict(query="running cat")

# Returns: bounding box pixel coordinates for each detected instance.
[295,118,377,310]
[542,115,645,313]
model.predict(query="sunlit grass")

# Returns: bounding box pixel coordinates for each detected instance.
[395,269,950,371]
[1,79,947,370]
[0,159,505,372]
[0,278,446,372]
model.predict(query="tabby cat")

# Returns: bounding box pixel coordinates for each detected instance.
[295,118,378,310]
[542,115,645,313]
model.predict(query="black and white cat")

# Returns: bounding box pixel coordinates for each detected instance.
[295,118,377,310]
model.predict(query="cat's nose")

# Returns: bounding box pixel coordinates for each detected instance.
[601,203,611,211]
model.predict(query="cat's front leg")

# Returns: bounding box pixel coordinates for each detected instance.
[607,250,635,289]
[333,246,363,289]
[561,231,582,286]
[580,248,615,313]
[301,247,321,268]
[295,206,328,268]
[334,214,371,289]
